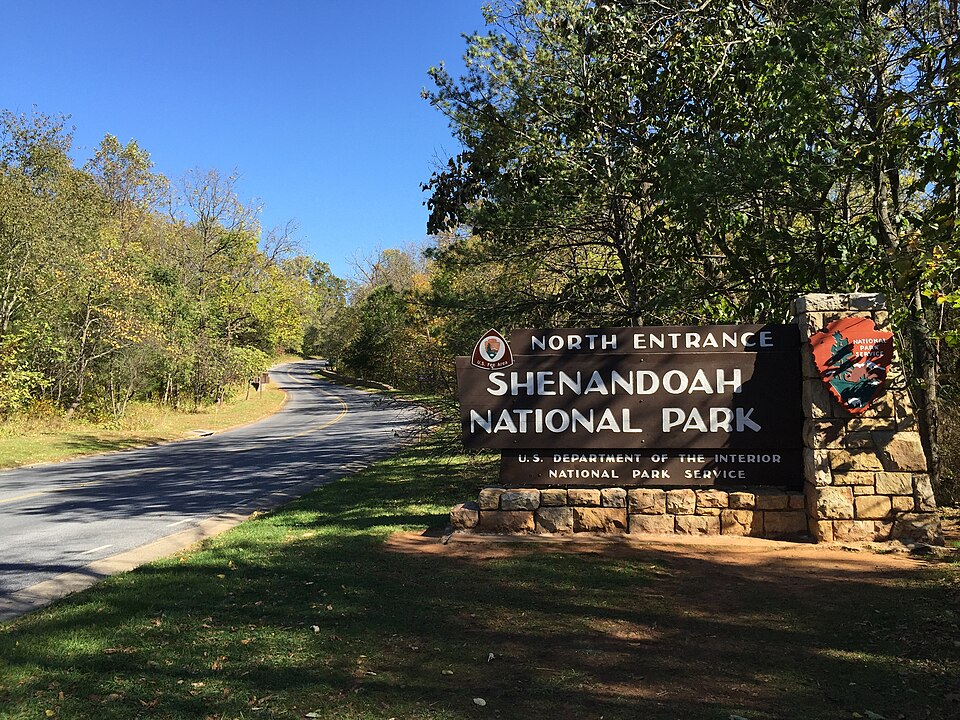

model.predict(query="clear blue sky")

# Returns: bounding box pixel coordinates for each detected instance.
[2,1,486,278]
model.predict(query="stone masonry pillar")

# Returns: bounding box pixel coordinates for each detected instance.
[794,293,943,544]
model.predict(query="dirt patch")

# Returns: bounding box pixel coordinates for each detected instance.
[383,531,960,720]
[385,531,936,613]
[386,530,928,571]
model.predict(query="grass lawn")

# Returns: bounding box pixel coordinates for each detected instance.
[0,422,958,720]
[0,385,286,470]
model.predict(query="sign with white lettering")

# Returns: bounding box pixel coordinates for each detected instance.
[500,450,803,488]
[455,324,803,487]
[810,317,893,414]
[511,325,798,355]
[456,353,800,450]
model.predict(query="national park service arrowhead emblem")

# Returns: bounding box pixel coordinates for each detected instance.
[471,329,514,370]
[810,317,894,414]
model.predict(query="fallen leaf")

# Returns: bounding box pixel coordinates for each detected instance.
[441,670,454,676]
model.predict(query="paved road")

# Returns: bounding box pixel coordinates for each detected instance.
[0,360,421,611]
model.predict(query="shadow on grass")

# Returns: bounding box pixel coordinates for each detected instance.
[61,434,170,454]
[1,435,958,720]
[0,434,169,470]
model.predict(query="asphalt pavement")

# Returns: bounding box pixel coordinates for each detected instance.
[0,360,422,620]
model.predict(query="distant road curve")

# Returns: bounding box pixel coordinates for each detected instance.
[0,360,421,620]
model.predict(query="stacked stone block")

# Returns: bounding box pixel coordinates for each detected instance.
[450,486,807,537]
[793,293,943,544]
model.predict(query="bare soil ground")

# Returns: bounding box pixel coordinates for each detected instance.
[385,529,960,720]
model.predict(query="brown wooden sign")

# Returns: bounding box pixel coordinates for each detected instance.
[456,324,803,488]
[456,351,802,450]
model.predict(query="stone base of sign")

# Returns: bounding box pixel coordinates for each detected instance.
[794,292,943,545]
[450,486,809,539]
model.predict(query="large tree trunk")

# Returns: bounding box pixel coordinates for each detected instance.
[909,289,942,490]
[611,197,643,326]
[65,302,93,418]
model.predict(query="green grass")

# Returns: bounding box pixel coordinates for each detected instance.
[0,426,958,719]
[0,385,286,470]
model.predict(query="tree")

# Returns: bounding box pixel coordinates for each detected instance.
[328,247,450,390]
[0,106,335,420]
[85,134,167,236]
[0,334,47,418]
[425,1,688,326]
[425,0,960,489]
[0,109,76,335]
[295,258,349,359]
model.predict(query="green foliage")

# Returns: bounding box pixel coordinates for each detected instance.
[0,108,340,418]
[340,286,406,381]
[226,345,271,384]
[299,259,348,359]
[421,0,960,491]
[0,368,47,416]
[321,247,452,393]
[0,340,47,419]
[923,243,960,347]
[423,0,956,322]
